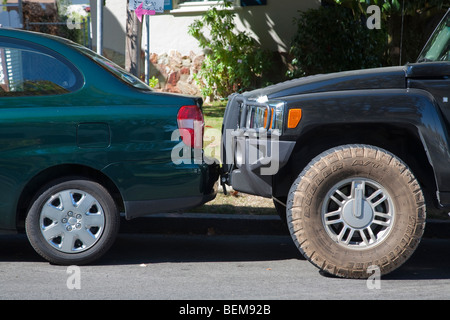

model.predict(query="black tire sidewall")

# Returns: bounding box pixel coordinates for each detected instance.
[25,177,120,265]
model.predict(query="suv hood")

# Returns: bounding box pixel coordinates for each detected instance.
[244,66,407,100]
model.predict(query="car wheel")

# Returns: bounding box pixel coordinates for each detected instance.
[25,177,120,265]
[287,145,426,278]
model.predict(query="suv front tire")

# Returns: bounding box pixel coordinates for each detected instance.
[287,145,426,278]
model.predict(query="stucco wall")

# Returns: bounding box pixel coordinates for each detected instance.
[90,0,320,56]
[89,0,320,94]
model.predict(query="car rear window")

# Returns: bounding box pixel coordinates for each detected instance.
[0,40,83,96]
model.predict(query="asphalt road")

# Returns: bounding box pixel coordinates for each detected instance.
[1,232,450,301]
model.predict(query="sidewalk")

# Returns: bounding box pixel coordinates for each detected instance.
[119,213,450,238]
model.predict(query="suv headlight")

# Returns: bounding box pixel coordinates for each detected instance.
[239,99,284,133]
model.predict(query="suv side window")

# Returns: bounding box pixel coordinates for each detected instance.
[0,41,82,96]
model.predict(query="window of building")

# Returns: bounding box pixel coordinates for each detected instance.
[240,0,266,6]
[178,0,221,4]
[172,0,239,12]
[176,0,265,6]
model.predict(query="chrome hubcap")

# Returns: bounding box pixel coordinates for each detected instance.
[322,178,394,249]
[39,189,105,253]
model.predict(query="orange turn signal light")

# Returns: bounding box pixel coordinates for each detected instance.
[287,108,302,129]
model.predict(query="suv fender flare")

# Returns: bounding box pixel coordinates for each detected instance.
[284,88,449,207]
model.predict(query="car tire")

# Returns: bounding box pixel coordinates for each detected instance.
[25,177,120,265]
[287,145,426,278]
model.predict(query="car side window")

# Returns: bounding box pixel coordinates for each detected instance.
[0,42,82,96]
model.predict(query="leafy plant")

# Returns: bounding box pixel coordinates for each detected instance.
[188,0,271,99]
[329,0,448,17]
[288,4,388,78]
[321,0,450,65]
[24,1,85,45]
[148,76,159,89]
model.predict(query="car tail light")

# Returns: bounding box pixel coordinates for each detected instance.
[177,105,204,149]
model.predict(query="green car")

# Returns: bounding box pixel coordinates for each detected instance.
[0,29,218,265]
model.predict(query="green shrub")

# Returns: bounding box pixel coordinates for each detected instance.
[288,5,388,78]
[188,1,271,99]
[316,0,449,68]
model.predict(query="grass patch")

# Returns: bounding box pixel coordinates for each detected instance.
[190,188,277,215]
[202,101,225,166]
[203,101,226,132]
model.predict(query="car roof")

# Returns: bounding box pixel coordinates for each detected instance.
[0,28,79,51]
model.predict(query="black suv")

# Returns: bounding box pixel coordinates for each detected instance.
[221,9,450,278]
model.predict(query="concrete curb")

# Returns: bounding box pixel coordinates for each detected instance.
[119,213,450,238]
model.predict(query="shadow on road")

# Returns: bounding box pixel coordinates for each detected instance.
[104,234,301,264]
[0,233,301,264]
[1,233,450,281]
[384,238,450,280]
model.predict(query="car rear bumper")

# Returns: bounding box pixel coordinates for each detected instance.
[123,159,219,220]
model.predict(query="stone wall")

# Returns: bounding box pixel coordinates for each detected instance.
[149,50,204,96]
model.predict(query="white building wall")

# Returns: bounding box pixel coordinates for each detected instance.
[89,0,320,94]
[90,0,320,57]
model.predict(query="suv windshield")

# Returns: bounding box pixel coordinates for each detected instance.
[71,43,151,91]
[417,10,450,62]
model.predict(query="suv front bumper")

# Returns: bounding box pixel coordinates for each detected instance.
[221,94,295,198]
